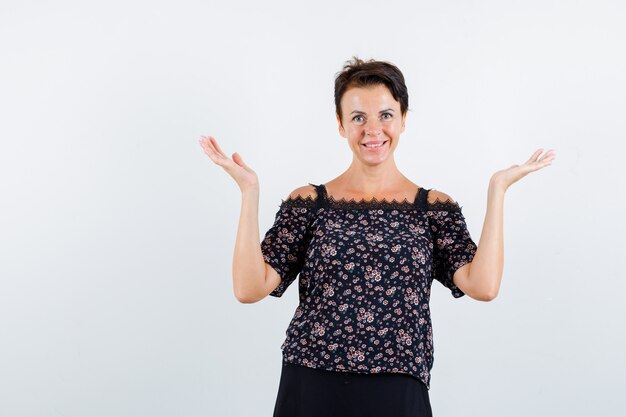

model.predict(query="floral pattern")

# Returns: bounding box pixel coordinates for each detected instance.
[261,183,477,389]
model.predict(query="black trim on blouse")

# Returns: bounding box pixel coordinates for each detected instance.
[279,183,463,212]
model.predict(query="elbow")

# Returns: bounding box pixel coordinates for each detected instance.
[479,287,499,302]
[235,291,260,304]
[237,296,257,304]
[469,282,498,302]
[233,270,265,304]
[469,273,499,302]
[482,291,498,302]
[234,284,262,304]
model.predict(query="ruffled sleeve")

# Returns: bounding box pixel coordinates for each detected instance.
[429,202,478,298]
[260,199,316,297]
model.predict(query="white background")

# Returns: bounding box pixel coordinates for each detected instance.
[1,0,625,416]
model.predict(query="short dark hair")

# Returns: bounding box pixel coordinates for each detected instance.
[334,56,409,125]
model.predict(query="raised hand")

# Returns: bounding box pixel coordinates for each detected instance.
[199,135,259,193]
[490,148,556,192]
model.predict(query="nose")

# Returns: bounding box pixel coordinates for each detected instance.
[364,120,382,137]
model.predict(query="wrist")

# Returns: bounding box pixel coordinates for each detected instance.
[488,177,508,194]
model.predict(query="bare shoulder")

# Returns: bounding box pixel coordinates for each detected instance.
[427,189,457,205]
[286,184,318,200]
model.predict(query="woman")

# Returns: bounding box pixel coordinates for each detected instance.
[200,57,556,417]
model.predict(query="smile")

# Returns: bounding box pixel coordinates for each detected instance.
[362,140,388,149]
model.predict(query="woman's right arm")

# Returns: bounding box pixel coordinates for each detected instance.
[232,188,282,303]
[198,135,280,303]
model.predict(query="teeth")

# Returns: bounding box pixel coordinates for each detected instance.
[365,142,385,148]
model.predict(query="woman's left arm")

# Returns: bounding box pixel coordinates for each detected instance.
[456,148,557,301]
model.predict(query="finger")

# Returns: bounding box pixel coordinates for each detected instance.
[539,149,557,162]
[536,150,556,164]
[233,152,248,167]
[199,136,216,154]
[200,142,223,164]
[204,149,236,170]
[531,148,544,162]
[522,152,537,165]
[210,136,229,159]
[523,148,544,165]
[199,138,219,159]
[199,135,215,147]
[531,159,554,171]
[199,136,214,154]
[199,136,225,159]
[202,136,223,157]
[233,153,254,173]
[199,137,231,166]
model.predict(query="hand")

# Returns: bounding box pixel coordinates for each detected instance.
[199,135,259,193]
[490,148,556,192]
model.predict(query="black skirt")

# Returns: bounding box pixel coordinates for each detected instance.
[273,360,433,417]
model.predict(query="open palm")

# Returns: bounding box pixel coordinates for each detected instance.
[199,135,259,192]
[491,148,556,191]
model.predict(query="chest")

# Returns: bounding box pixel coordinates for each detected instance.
[307,209,435,268]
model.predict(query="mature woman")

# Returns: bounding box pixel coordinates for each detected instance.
[200,57,555,417]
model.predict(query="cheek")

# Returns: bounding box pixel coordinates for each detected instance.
[384,122,401,135]
[348,126,365,138]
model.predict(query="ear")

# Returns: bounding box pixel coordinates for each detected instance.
[336,113,346,138]
[400,112,407,133]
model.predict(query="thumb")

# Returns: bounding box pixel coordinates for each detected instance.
[232,152,248,168]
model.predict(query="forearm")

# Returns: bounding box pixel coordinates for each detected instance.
[469,180,506,299]
[232,188,266,301]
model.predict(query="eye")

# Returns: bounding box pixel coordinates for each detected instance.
[352,115,365,123]
[381,113,393,120]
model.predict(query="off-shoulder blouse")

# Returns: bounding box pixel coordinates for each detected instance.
[260,183,477,390]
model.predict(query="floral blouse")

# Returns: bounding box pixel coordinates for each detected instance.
[260,183,478,390]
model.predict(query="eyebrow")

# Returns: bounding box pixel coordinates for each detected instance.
[350,108,395,115]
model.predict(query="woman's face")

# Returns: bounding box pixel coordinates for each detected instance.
[336,83,406,165]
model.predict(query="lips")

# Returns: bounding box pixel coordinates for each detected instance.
[362,140,388,148]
